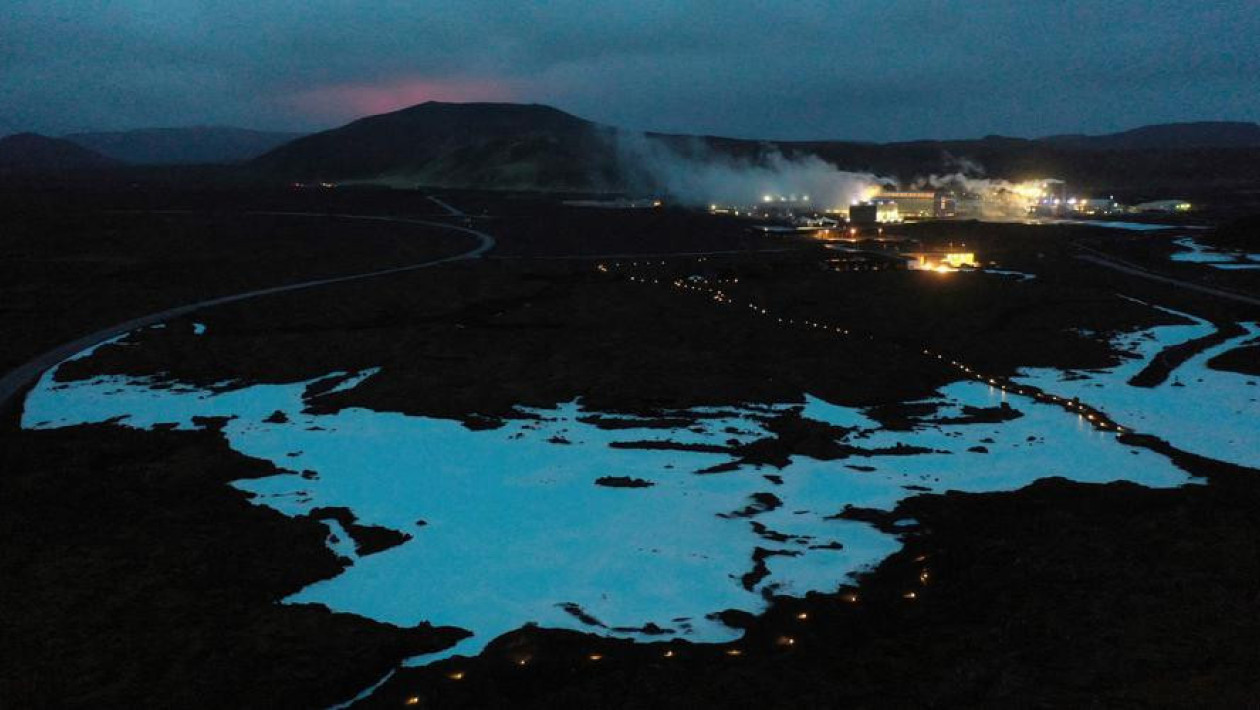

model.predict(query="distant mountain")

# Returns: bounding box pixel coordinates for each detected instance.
[1039,122,1260,151]
[253,102,623,190]
[0,133,118,171]
[251,104,1260,193]
[65,126,306,165]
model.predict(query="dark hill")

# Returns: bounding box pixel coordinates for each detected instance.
[781,137,1260,193]
[1040,121,1260,151]
[65,126,306,165]
[253,102,622,190]
[252,103,1260,193]
[0,133,118,172]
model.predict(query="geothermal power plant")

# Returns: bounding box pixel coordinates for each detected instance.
[712,178,1191,228]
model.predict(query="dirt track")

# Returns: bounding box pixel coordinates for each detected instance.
[1075,246,1260,307]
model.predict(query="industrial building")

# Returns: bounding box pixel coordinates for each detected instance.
[1039,179,1068,202]
[1131,199,1193,213]
[717,175,1182,228]
[873,191,957,219]
[1069,198,1124,216]
[849,199,902,225]
[905,250,977,271]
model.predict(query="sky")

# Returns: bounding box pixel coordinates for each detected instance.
[2,0,1258,141]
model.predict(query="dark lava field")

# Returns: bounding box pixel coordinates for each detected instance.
[2,187,1259,709]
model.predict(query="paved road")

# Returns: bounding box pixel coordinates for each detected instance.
[1075,246,1260,308]
[426,195,465,217]
[0,212,495,416]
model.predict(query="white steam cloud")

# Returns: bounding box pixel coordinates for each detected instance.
[913,172,1060,220]
[610,132,1058,221]
[613,131,888,209]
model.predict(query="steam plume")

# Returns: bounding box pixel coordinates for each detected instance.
[913,172,1059,220]
[613,131,888,209]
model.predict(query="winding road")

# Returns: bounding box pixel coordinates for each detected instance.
[1075,244,1260,308]
[0,210,496,415]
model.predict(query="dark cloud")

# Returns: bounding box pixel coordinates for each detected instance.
[1,0,1256,139]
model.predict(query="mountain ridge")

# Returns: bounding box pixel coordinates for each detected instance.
[1037,121,1260,151]
[7,104,1259,191]
[0,133,118,171]
[252,102,619,189]
[250,103,1260,192]
[65,126,306,165]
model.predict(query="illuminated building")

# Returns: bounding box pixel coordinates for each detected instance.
[1070,198,1124,215]
[874,191,936,219]
[1132,199,1193,213]
[849,199,901,225]
[905,250,977,271]
[1038,179,1067,202]
[862,189,958,219]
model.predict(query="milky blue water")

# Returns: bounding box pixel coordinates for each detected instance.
[25,313,1244,662]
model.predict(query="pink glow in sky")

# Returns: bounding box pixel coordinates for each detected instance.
[285,77,518,123]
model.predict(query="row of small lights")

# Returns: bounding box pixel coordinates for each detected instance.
[404,252,1116,705]
[402,259,948,703]
[599,259,1132,436]
[402,554,934,706]
[407,558,936,698]
[406,568,929,705]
